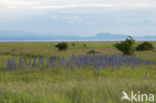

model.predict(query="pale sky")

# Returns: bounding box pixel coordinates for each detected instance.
[0,0,156,36]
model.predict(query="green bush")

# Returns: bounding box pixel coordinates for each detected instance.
[114,36,135,55]
[71,43,75,47]
[55,42,69,50]
[136,42,154,51]
[83,43,87,47]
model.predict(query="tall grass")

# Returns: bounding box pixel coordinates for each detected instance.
[0,67,155,103]
[0,42,155,103]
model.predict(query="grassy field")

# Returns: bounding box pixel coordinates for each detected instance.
[0,42,156,103]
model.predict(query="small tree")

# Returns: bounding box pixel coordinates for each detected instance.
[55,42,69,50]
[114,36,135,55]
[136,42,154,51]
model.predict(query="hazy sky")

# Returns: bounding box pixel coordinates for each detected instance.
[0,0,156,36]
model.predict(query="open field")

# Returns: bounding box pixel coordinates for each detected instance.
[0,42,156,103]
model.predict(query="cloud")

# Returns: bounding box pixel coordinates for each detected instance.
[50,15,82,24]
[33,4,113,9]
[0,0,156,36]
[0,0,156,11]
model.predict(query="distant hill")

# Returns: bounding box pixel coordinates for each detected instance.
[0,31,155,41]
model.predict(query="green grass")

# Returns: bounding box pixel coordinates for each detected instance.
[0,42,156,103]
[0,67,155,103]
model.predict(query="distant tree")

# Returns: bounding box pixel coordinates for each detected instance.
[114,36,135,55]
[136,42,154,51]
[55,42,69,50]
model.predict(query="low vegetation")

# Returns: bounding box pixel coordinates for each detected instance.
[71,43,76,47]
[83,43,87,47]
[114,36,135,55]
[0,42,155,103]
[87,50,99,54]
[136,42,154,51]
[55,42,69,50]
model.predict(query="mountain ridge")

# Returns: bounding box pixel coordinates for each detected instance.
[0,31,155,41]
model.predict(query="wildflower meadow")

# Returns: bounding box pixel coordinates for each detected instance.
[0,42,155,103]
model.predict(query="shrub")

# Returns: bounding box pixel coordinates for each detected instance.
[83,43,87,47]
[114,36,135,55]
[55,42,69,50]
[136,42,154,51]
[71,43,75,47]
[87,50,99,54]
